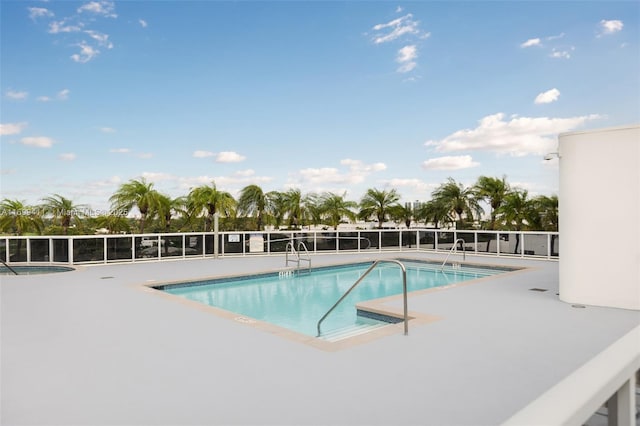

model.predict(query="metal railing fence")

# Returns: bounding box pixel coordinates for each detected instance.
[0,229,559,265]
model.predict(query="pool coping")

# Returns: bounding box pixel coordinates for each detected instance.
[141,256,532,352]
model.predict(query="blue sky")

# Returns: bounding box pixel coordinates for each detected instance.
[1,0,638,213]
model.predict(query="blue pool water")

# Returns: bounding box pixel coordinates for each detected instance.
[162,260,512,337]
[0,265,75,275]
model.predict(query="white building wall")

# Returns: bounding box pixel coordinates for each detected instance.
[559,125,640,310]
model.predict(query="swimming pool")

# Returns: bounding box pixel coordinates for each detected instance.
[159,260,515,340]
[0,265,75,275]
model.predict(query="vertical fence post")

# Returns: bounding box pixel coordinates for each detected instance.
[213,213,219,259]
[69,238,74,264]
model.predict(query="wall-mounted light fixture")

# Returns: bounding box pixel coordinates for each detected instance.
[544,152,560,161]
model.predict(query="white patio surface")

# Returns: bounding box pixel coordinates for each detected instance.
[2,252,639,425]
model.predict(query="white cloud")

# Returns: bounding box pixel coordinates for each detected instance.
[71,41,99,63]
[100,127,116,133]
[422,155,479,170]
[397,45,417,62]
[396,45,417,73]
[0,122,28,135]
[216,151,246,163]
[141,172,174,182]
[520,38,541,48]
[137,153,153,159]
[77,1,117,18]
[109,148,130,153]
[397,61,417,73]
[549,47,573,59]
[425,112,602,157]
[371,14,428,44]
[291,159,387,188]
[49,20,83,34]
[546,33,565,41]
[234,169,255,177]
[193,150,215,158]
[28,7,54,20]
[599,19,623,36]
[395,6,403,13]
[6,90,28,100]
[59,153,77,161]
[85,30,113,48]
[139,19,148,28]
[340,159,387,173]
[21,136,54,148]
[534,88,560,104]
[57,89,70,100]
[381,178,437,194]
[37,96,52,102]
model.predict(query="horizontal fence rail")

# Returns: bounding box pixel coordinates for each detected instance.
[0,229,559,265]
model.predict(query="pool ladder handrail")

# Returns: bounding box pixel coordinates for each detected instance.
[316,259,408,337]
[1,258,19,275]
[285,241,311,274]
[440,238,466,271]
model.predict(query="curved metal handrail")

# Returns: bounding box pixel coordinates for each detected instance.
[316,259,408,337]
[1,259,19,275]
[440,238,466,271]
[285,241,311,273]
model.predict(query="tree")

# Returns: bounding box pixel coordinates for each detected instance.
[265,191,287,230]
[94,214,131,234]
[237,185,268,230]
[156,194,187,233]
[474,176,510,230]
[320,192,357,230]
[304,193,324,229]
[389,204,413,229]
[283,188,304,229]
[0,199,43,261]
[495,189,536,253]
[532,194,559,256]
[531,195,558,232]
[187,182,236,232]
[0,199,43,235]
[416,199,452,229]
[431,178,483,228]
[358,188,401,228]
[109,178,161,233]
[40,194,87,235]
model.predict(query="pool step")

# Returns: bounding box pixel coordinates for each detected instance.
[319,320,389,342]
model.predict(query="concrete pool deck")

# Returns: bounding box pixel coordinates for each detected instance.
[2,252,639,425]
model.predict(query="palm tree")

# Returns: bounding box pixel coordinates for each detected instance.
[265,191,287,230]
[40,194,87,235]
[496,189,536,253]
[0,199,43,261]
[282,188,304,229]
[95,214,131,234]
[532,194,559,255]
[358,188,401,228]
[389,204,413,229]
[474,176,510,230]
[109,178,161,233]
[187,182,236,232]
[320,192,357,230]
[431,178,483,228]
[416,199,452,229]
[531,195,558,232]
[237,184,268,230]
[304,193,324,229]
[156,195,187,233]
[0,199,43,235]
